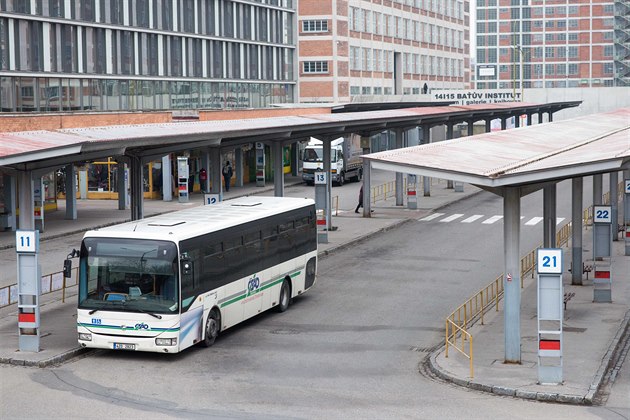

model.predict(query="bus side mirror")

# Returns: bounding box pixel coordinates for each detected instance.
[63,259,72,278]
[182,259,193,276]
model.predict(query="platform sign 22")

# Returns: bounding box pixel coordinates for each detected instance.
[593,206,612,224]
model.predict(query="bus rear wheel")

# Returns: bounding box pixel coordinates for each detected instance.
[202,310,220,347]
[277,279,291,312]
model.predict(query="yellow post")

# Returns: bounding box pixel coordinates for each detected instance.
[445,319,449,357]
[469,335,474,378]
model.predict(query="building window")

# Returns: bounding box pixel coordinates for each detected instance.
[350,86,360,95]
[603,45,613,57]
[302,20,328,33]
[303,61,328,74]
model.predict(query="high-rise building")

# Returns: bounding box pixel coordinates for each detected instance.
[0,1,297,113]
[298,0,471,103]
[475,0,630,89]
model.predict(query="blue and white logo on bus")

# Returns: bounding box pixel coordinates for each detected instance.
[247,274,260,296]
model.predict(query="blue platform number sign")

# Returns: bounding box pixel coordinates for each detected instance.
[16,230,38,253]
[624,180,630,194]
[315,172,327,185]
[204,194,220,205]
[593,205,612,224]
[537,248,562,274]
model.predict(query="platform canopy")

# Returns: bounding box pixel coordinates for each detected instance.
[362,108,630,195]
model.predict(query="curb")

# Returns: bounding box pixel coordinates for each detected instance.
[1,346,91,368]
[427,309,630,406]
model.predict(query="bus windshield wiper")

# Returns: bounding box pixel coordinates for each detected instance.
[88,309,99,315]
[137,308,162,319]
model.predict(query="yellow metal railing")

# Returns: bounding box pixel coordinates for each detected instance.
[370,178,409,204]
[0,266,78,309]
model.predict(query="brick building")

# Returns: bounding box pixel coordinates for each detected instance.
[298,0,471,103]
[475,0,630,89]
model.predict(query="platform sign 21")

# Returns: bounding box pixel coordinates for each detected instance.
[537,248,563,274]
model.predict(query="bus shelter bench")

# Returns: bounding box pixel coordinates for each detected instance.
[563,292,575,310]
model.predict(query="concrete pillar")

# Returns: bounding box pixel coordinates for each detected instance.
[610,171,618,241]
[485,119,491,133]
[362,160,371,217]
[467,120,474,136]
[210,148,221,196]
[395,129,404,206]
[129,156,143,220]
[161,155,172,201]
[501,117,507,130]
[543,185,557,248]
[65,164,77,220]
[548,112,554,122]
[423,125,431,197]
[514,115,520,128]
[527,113,532,126]
[504,187,521,363]
[78,168,88,200]
[538,112,544,124]
[273,141,284,197]
[593,174,603,205]
[235,147,244,187]
[571,178,583,285]
[17,171,34,230]
[2,174,16,231]
[117,160,127,209]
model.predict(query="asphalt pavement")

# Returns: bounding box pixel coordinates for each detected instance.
[0,175,628,408]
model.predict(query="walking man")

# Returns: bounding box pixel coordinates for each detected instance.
[222,161,233,192]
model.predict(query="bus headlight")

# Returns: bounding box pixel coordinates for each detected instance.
[78,333,92,341]
[155,338,177,346]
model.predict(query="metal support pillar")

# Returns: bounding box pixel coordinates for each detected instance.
[548,112,554,123]
[527,113,533,126]
[65,164,77,220]
[2,174,16,231]
[624,171,630,256]
[395,129,404,206]
[610,171,618,241]
[201,151,211,193]
[210,148,222,196]
[446,123,454,189]
[543,185,557,248]
[273,141,284,197]
[515,115,520,128]
[501,118,507,130]
[129,156,144,221]
[571,178,583,285]
[362,160,371,217]
[593,174,603,205]
[504,187,521,363]
[485,119,491,133]
[117,160,127,209]
[422,125,431,197]
[467,120,474,136]
[323,139,332,229]
[161,155,172,202]
[235,147,244,187]
[538,112,544,124]
[18,171,34,230]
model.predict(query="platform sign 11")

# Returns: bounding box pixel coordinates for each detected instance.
[537,248,563,274]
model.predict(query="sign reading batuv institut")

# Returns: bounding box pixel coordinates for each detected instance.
[431,90,522,106]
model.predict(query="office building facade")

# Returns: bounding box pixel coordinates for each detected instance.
[475,0,630,89]
[0,0,297,112]
[298,0,471,103]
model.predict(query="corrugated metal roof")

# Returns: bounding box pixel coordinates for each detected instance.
[363,108,630,189]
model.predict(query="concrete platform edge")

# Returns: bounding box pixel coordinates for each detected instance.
[427,309,630,406]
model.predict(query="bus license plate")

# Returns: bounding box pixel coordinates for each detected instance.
[113,343,136,350]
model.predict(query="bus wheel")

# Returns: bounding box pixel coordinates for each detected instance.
[277,279,291,312]
[202,310,220,347]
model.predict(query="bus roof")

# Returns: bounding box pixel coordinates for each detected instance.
[83,196,315,242]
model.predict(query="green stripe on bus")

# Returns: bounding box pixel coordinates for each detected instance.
[219,270,301,308]
[77,323,180,332]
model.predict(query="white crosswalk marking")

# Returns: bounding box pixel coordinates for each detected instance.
[461,215,484,223]
[440,214,464,222]
[556,217,565,225]
[525,217,543,226]
[482,215,503,224]
[420,213,444,221]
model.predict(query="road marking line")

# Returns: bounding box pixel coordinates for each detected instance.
[461,215,484,223]
[440,214,464,222]
[525,217,543,226]
[556,217,565,225]
[420,213,445,221]
[482,215,503,224]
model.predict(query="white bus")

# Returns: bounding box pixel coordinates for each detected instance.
[70,196,317,353]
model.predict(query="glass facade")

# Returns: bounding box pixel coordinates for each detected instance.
[0,0,296,112]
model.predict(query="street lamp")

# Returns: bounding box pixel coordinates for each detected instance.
[511,44,526,102]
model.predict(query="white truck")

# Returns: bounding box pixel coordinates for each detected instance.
[301,135,363,186]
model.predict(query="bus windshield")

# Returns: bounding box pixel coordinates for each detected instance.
[78,238,179,315]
